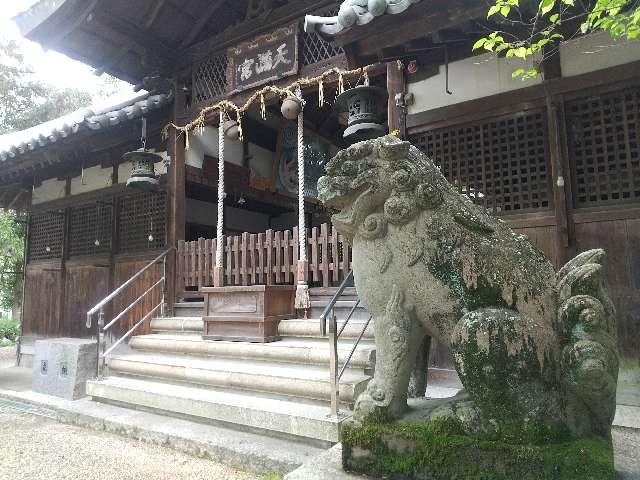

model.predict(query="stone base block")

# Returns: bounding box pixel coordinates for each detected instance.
[342,400,615,480]
[32,338,97,400]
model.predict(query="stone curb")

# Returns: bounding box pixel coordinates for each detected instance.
[0,388,323,477]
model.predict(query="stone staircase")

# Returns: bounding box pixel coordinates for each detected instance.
[86,287,373,444]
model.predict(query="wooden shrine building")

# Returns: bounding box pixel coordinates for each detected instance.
[0,0,637,425]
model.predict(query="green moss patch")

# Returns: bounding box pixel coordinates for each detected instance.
[342,417,614,480]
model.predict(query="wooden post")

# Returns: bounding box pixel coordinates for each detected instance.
[545,92,571,267]
[167,83,186,306]
[387,61,406,139]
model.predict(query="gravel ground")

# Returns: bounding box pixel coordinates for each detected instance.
[0,407,261,480]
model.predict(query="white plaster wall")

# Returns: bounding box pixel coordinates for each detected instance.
[560,30,640,77]
[408,52,543,114]
[70,164,113,195]
[248,143,275,179]
[184,125,274,179]
[32,178,66,204]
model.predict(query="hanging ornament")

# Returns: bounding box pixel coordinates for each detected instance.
[318,79,325,107]
[222,115,241,141]
[338,72,345,95]
[236,110,244,142]
[281,94,303,120]
[260,94,267,120]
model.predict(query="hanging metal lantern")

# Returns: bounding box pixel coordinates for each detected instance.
[124,117,163,191]
[334,85,388,144]
[124,149,161,191]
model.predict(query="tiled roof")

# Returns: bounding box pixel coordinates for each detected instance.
[0,91,172,162]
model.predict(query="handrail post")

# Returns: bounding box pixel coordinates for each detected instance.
[97,308,105,380]
[328,308,339,417]
[161,255,167,317]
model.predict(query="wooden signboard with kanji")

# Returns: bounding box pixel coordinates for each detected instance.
[226,23,298,93]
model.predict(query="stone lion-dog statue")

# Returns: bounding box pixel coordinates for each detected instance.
[318,135,618,438]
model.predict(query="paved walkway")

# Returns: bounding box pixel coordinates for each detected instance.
[0,406,259,480]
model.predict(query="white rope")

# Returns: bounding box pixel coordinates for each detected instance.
[216,110,225,267]
[297,104,306,264]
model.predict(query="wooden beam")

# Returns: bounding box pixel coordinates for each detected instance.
[181,0,226,48]
[145,0,167,28]
[545,93,571,265]
[47,0,100,47]
[387,61,406,138]
[167,83,186,304]
[188,0,336,60]
[91,8,179,64]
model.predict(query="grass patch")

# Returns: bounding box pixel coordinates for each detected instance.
[342,416,614,480]
[0,317,20,345]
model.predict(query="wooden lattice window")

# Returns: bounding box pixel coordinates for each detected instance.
[68,201,113,256]
[118,191,167,253]
[193,52,228,104]
[301,5,344,66]
[566,87,640,207]
[411,109,551,214]
[28,210,65,261]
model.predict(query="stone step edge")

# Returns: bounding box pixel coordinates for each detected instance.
[128,336,376,369]
[107,356,370,402]
[86,377,345,443]
[0,389,322,476]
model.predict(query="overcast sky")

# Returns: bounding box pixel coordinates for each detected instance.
[0,0,134,102]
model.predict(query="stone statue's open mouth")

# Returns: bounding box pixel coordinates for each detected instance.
[325,185,372,234]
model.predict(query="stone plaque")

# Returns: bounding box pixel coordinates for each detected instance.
[227,23,298,93]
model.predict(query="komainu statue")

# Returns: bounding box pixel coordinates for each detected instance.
[317,135,619,443]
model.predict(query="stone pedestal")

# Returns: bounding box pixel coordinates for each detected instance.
[202,285,295,342]
[32,338,97,400]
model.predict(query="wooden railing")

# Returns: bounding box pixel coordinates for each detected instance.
[177,223,351,290]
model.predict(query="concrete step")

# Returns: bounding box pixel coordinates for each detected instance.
[107,352,370,402]
[308,300,370,322]
[128,334,375,370]
[150,316,203,334]
[86,376,347,443]
[278,319,374,341]
[173,302,204,317]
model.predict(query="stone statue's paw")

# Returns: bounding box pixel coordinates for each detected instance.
[353,381,395,422]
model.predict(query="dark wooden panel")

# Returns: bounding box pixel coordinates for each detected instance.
[63,265,110,338]
[515,225,561,268]
[113,258,163,338]
[22,265,62,337]
[575,219,638,358]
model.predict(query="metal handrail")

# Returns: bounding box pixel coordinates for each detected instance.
[86,246,174,379]
[319,270,353,336]
[323,270,373,417]
[86,247,174,326]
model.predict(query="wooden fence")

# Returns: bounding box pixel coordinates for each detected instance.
[177,223,351,290]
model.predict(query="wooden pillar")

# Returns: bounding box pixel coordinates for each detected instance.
[387,61,406,139]
[545,92,572,267]
[167,85,186,305]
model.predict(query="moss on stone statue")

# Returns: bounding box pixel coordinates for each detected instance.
[342,416,614,480]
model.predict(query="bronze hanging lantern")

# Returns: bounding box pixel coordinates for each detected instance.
[124,117,162,191]
[334,85,388,144]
